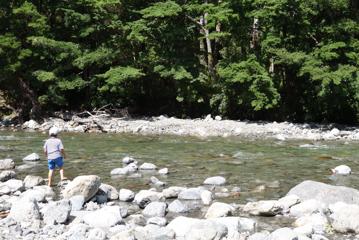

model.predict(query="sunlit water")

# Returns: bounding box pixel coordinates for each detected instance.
[1,130,359,238]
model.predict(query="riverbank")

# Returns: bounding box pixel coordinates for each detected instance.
[6,113,359,140]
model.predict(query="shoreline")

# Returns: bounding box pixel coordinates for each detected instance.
[4,114,359,141]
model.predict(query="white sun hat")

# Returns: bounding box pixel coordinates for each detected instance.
[49,126,60,136]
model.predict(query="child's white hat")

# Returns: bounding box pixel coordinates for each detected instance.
[49,126,59,136]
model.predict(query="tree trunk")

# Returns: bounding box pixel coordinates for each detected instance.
[203,9,216,81]
[18,77,41,120]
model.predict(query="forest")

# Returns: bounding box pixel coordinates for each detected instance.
[0,0,358,123]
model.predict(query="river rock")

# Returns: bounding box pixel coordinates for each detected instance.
[119,188,135,202]
[9,198,41,225]
[147,217,167,226]
[110,167,129,175]
[110,230,136,240]
[1,179,24,193]
[142,201,167,217]
[248,231,270,240]
[23,175,45,189]
[0,170,16,182]
[278,195,301,213]
[134,224,175,240]
[287,180,359,206]
[294,213,328,235]
[42,199,71,225]
[168,199,188,213]
[83,206,123,228]
[267,228,298,240]
[203,176,226,185]
[62,175,101,202]
[329,201,359,233]
[331,165,351,175]
[88,228,107,240]
[149,176,166,187]
[69,195,85,211]
[20,189,46,202]
[122,156,135,164]
[134,190,164,208]
[60,223,89,240]
[205,202,235,219]
[0,159,15,170]
[243,200,282,216]
[22,120,40,129]
[178,187,202,200]
[139,163,157,170]
[212,217,256,238]
[184,220,228,240]
[162,186,186,198]
[201,189,213,205]
[311,234,329,240]
[158,168,168,175]
[166,216,201,238]
[99,183,119,200]
[126,214,147,226]
[22,153,40,161]
[33,185,55,200]
[289,199,326,218]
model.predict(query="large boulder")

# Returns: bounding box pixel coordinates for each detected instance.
[1,179,24,193]
[41,199,72,225]
[23,175,45,189]
[0,159,15,170]
[9,198,41,224]
[328,201,359,233]
[62,175,101,202]
[205,202,235,219]
[289,199,326,218]
[286,180,359,206]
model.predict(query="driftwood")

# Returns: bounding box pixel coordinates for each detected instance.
[0,211,9,218]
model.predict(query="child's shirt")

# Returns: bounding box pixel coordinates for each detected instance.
[43,137,64,160]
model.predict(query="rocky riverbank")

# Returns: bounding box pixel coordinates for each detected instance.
[6,113,359,140]
[1,157,359,240]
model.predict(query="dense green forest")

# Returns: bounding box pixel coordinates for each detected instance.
[0,0,358,123]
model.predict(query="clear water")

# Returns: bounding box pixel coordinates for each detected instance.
[1,130,359,238]
[1,131,359,200]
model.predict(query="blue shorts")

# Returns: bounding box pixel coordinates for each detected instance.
[48,157,64,170]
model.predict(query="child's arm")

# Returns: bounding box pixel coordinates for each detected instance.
[61,149,66,159]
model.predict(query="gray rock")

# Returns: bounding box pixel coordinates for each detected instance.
[22,120,40,129]
[311,234,329,240]
[99,183,119,200]
[20,189,46,202]
[1,179,24,193]
[166,216,200,238]
[158,168,168,175]
[0,195,12,211]
[110,167,129,175]
[32,185,55,201]
[134,190,164,208]
[126,214,147,226]
[150,176,166,187]
[294,213,328,235]
[122,156,135,164]
[60,223,89,240]
[83,206,123,228]
[88,228,107,240]
[95,193,108,204]
[287,180,359,206]
[329,201,359,233]
[69,195,85,211]
[23,175,45,189]
[185,220,228,240]
[178,188,202,200]
[162,186,186,199]
[267,228,298,240]
[0,159,15,170]
[0,185,11,195]
[42,199,71,225]
[212,217,255,238]
[289,199,325,218]
[203,176,226,186]
[0,170,16,182]
[134,225,175,240]
[243,200,282,216]
[23,153,40,161]
[9,198,41,225]
[143,201,167,217]
[277,195,300,213]
[147,217,167,227]
[62,175,101,202]
[205,202,235,219]
[110,230,136,240]
[139,163,157,170]
[201,190,213,205]
[119,188,135,202]
[168,199,189,213]
[248,231,270,240]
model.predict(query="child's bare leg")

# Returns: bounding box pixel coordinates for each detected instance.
[60,168,67,180]
[48,170,54,186]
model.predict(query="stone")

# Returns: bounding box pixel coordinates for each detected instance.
[23,175,45,189]
[248,231,270,240]
[133,225,175,240]
[0,170,16,182]
[203,176,226,185]
[62,175,101,202]
[205,202,235,219]
[99,183,119,200]
[33,185,55,200]
[1,179,24,193]
[110,230,135,240]
[83,206,123,228]
[289,199,325,218]
[329,201,359,233]
[212,217,255,238]
[185,220,228,240]
[119,188,135,202]
[88,228,107,240]
[162,186,186,199]
[60,223,89,240]
[293,213,328,235]
[277,195,300,213]
[215,116,222,121]
[20,189,46,202]
[201,190,213,205]
[139,163,157,170]
[149,176,166,187]
[22,120,40,129]
[126,214,147,226]
[158,168,168,175]
[22,153,40,161]
[267,228,298,240]
[168,199,189,213]
[142,201,167,217]
[42,199,71,225]
[69,195,85,211]
[166,216,200,238]
[178,188,202,200]
[122,156,135,164]
[286,180,359,206]
[331,165,351,175]
[243,200,282,216]
[147,217,167,227]
[0,159,15,170]
[311,234,329,240]
[9,198,41,224]
[110,167,129,175]
[134,190,164,208]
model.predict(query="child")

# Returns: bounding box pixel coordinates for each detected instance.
[43,126,67,186]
